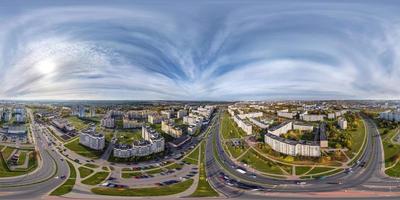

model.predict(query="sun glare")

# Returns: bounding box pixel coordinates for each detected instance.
[35,59,56,75]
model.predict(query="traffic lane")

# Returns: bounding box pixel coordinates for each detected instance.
[207,114,381,193]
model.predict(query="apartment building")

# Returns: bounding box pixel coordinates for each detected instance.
[79,127,105,150]
[338,117,348,130]
[161,120,183,138]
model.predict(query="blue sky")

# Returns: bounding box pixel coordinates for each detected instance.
[0,0,399,100]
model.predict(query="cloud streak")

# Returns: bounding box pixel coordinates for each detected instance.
[0,1,400,100]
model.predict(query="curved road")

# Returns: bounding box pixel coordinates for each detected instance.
[0,112,69,199]
[205,110,400,198]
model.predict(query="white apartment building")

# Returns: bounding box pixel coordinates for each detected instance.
[233,115,252,135]
[101,117,115,128]
[327,113,335,119]
[79,128,105,150]
[177,109,188,118]
[123,117,143,128]
[380,110,400,122]
[161,120,183,138]
[338,117,348,130]
[301,114,325,122]
[148,114,164,124]
[264,121,323,157]
[265,133,321,157]
[237,112,263,119]
[113,126,165,158]
[161,110,174,119]
[249,118,269,129]
[277,111,294,119]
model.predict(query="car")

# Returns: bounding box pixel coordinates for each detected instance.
[60,175,66,179]
[60,158,64,161]
[295,181,307,185]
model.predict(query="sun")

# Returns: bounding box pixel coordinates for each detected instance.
[35,59,57,75]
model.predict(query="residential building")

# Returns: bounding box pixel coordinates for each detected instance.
[79,127,105,150]
[338,117,348,130]
[101,116,115,128]
[161,120,183,138]
[148,114,164,124]
[177,109,188,118]
[113,126,165,158]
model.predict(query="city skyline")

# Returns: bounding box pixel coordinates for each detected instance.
[1,0,400,101]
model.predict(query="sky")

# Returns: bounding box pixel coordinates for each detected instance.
[0,0,400,101]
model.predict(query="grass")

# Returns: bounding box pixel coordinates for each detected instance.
[78,166,94,178]
[220,112,246,140]
[1,146,15,160]
[66,116,90,131]
[146,168,165,175]
[50,160,76,196]
[0,149,38,177]
[345,119,366,159]
[225,143,248,159]
[386,161,400,177]
[239,149,290,175]
[92,179,194,196]
[114,129,142,144]
[190,142,219,197]
[64,138,103,159]
[102,166,108,171]
[121,171,143,178]
[81,171,109,185]
[305,167,336,175]
[183,145,200,165]
[165,163,183,170]
[17,151,27,165]
[84,163,99,168]
[295,166,312,175]
[301,168,343,179]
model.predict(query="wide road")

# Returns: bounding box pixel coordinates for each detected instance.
[0,110,69,199]
[205,110,400,199]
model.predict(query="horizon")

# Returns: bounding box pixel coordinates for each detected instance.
[1,0,400,100]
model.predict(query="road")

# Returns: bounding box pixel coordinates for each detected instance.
[0,110,69,199]
[205,110,400,199]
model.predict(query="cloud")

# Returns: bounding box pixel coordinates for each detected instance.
[0,1,399,100]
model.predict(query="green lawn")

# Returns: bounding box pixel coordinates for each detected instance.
[0,149,37,177]
[345,119,366,159]
[114,129,142,144]
[183,145,200,165]
[381,128,400,167]
[240,149,290,175]
[121,171,143,178]
[1,146,15,160]
[165,163,183,170]
[190,142,219,197]
[66,116,90,131]
[225,143,248,158]
[64,138,103,159]
[220,112,246,140]
[385,161,400,177]
[78,166,94,178]
[295,166,312,175]
[305,167,336,175]
[84,163,99,168]
[92,179,193,196]
[81,171,109,185]
[50,160,76,196]
[17,151,27,165]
